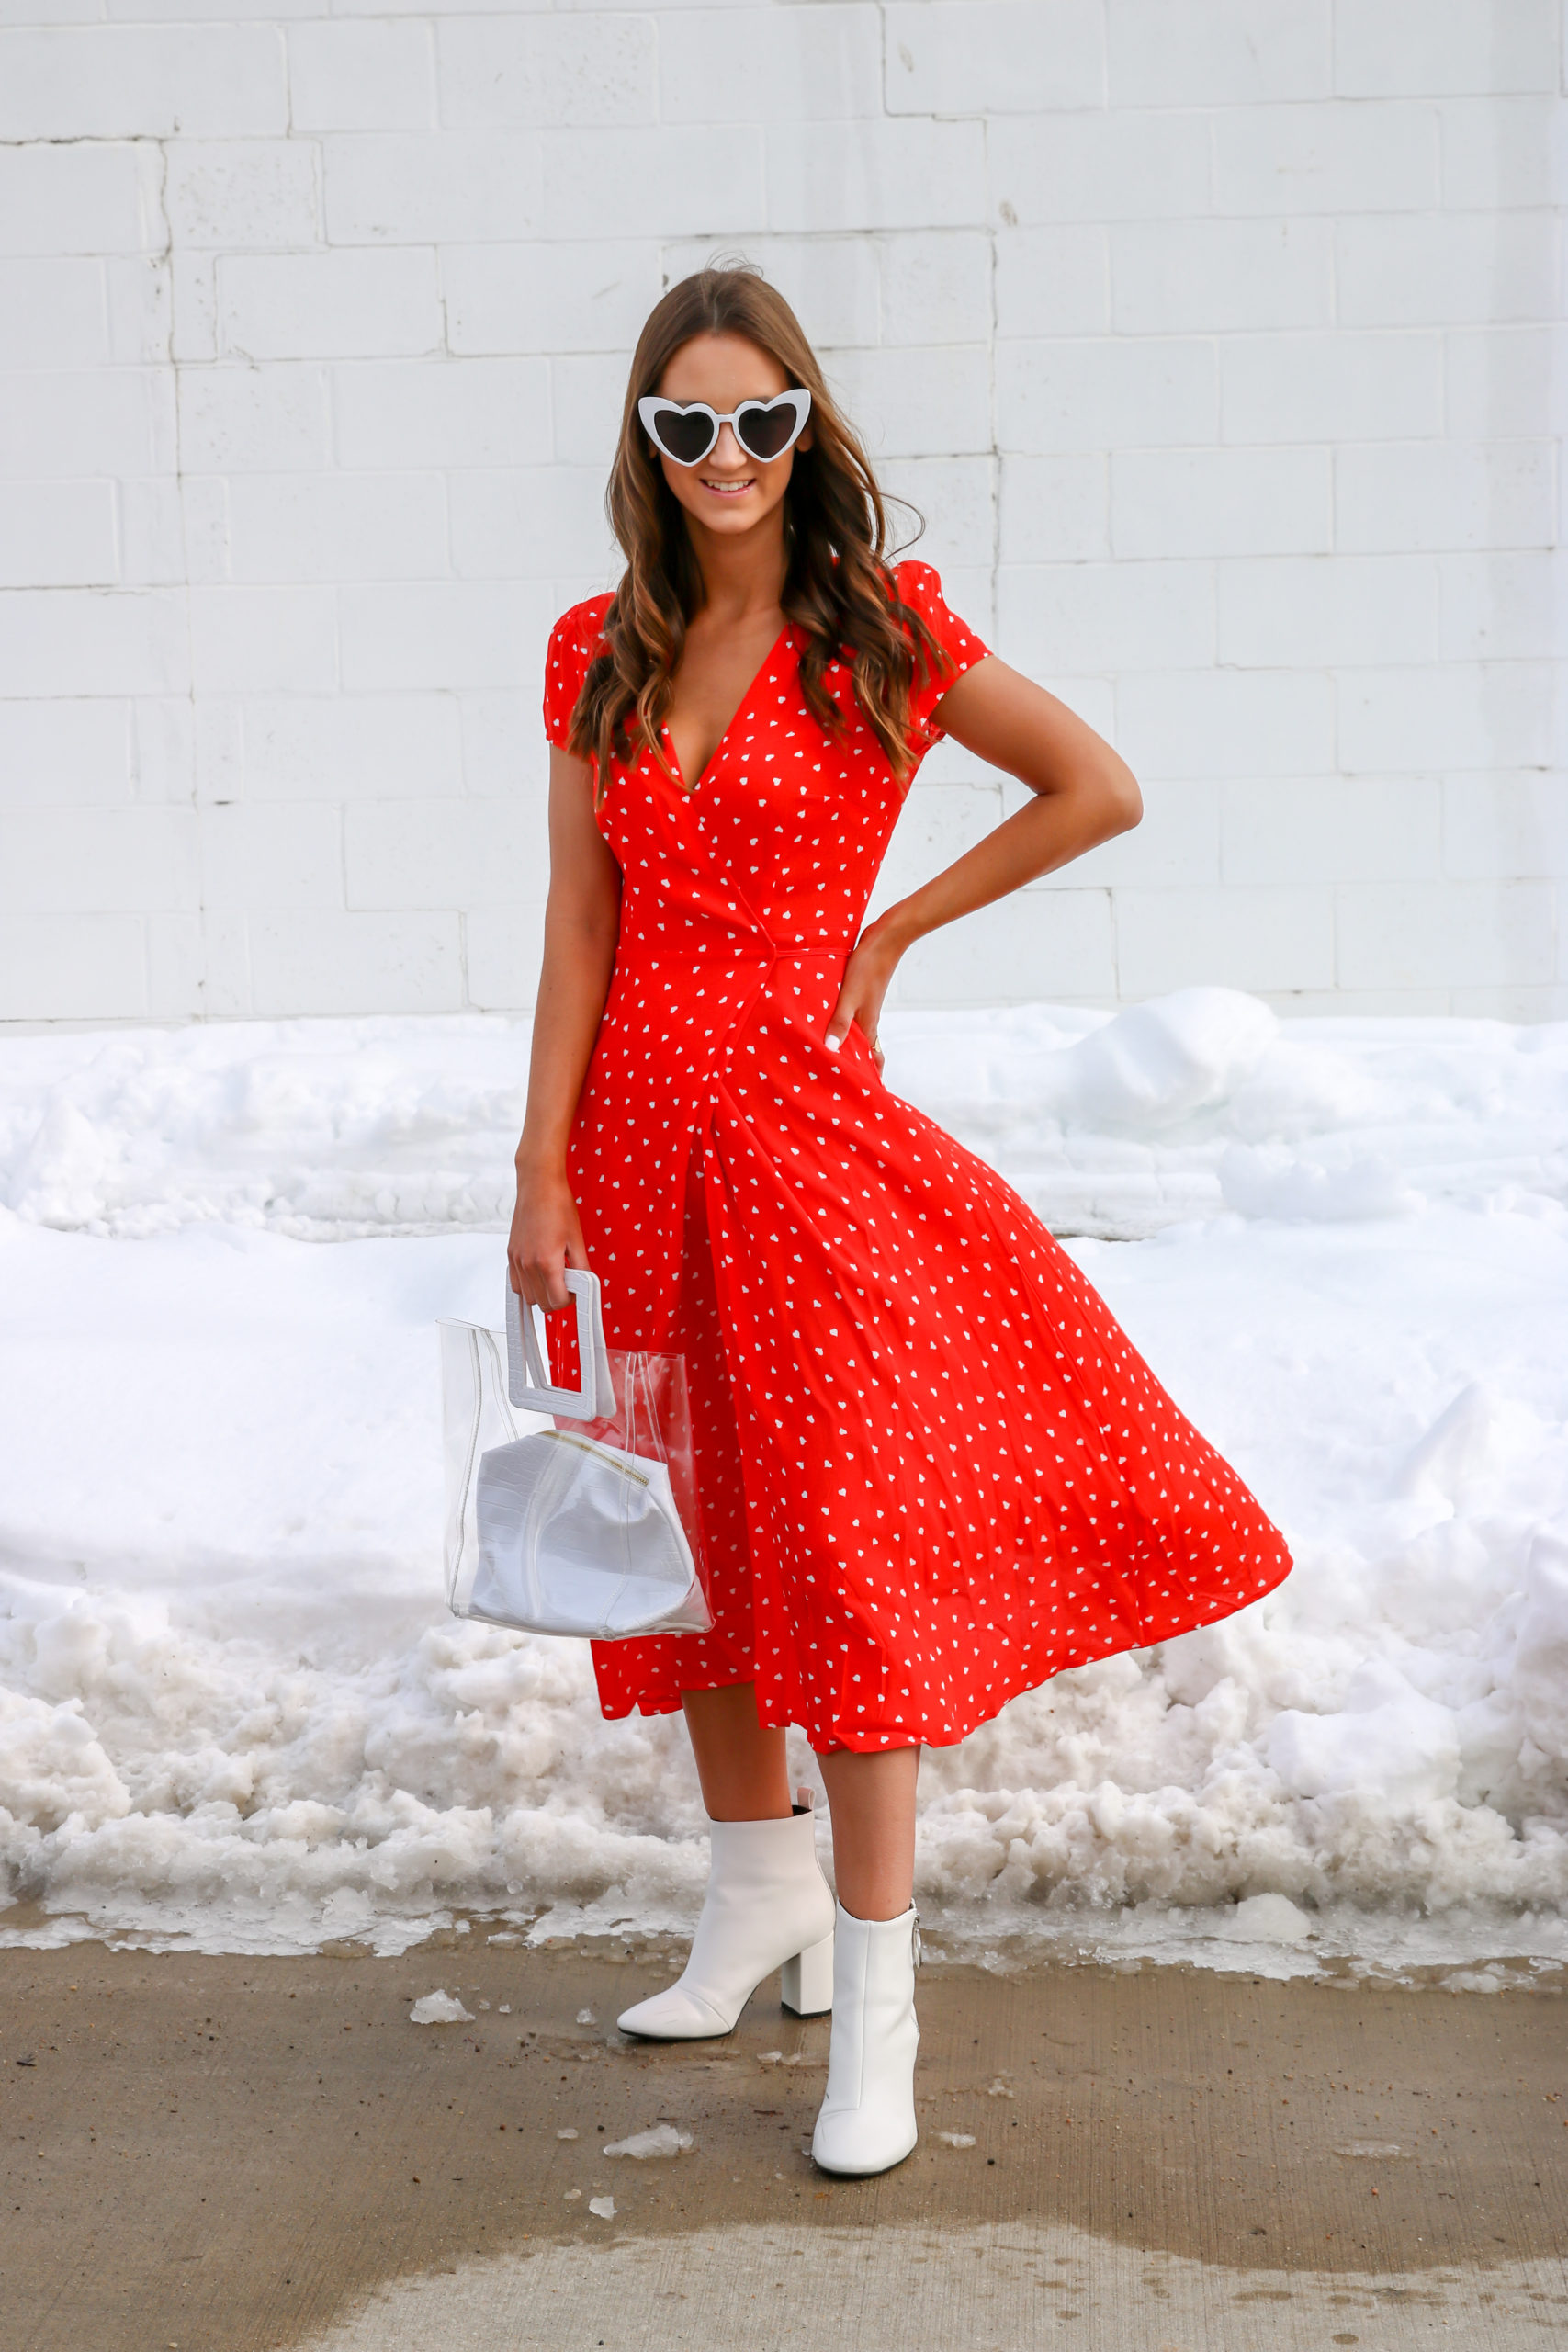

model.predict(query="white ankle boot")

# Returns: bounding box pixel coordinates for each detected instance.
[617,1802,836,2040]
[810,1903,920,2176]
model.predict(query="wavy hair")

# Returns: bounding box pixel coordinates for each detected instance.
[568,264,949,791]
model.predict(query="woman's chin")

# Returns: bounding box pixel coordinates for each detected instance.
[685,494,775,537]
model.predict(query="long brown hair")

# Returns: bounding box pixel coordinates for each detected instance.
[568,265,948,789]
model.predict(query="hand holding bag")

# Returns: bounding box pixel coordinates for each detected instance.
[440,1271,712,1641]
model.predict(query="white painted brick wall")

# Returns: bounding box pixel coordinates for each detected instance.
[0,1,1560,1028]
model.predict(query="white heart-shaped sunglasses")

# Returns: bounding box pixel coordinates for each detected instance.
[637,388,812,469]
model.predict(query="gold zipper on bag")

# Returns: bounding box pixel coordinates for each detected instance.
[540,1430,650,1487]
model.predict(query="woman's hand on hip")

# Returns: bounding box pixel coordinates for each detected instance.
[825,922,903,1074]
[508,1163,590,1311]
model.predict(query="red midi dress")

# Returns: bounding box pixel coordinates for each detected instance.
[543,561,1292,1754]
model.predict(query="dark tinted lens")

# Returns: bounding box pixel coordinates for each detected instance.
[651,405,715,465]
[736,400,800,461]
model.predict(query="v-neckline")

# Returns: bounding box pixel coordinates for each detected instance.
[660,623,792,796]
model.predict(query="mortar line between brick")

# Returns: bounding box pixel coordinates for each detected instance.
[160,131,216,1023]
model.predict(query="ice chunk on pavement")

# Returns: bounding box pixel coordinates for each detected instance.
[1216,1894,1314,1947]
[409,1990,473,2024]
[556,2128,579,2140]
[938,2132,976,2148]
[987,2078,1016,2098]
[588,2196,616,2219]
[575,2007,595,2024]
[603,2123,693,2158]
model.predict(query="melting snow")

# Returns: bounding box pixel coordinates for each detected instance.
[603,2124,693,2158]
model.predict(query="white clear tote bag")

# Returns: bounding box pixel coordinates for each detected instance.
[439,1271,712,1641]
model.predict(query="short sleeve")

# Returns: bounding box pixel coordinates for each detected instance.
[895,560,990,742]
[542,596,611,751]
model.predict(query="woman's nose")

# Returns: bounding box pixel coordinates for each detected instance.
[709,422,748,469]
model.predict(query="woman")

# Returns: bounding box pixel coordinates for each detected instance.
[510,266,1292,2177]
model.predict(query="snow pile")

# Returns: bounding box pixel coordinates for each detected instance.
[891,989,1568,1239]
[4,992,1563,1245]
[1,997,1566,1968]
[0,1017,527,1242]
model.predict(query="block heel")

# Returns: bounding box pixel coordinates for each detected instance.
[780,1927,835,2016]
[615,1802,836,2041]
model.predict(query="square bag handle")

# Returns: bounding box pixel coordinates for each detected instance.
[504,1269,613,1420]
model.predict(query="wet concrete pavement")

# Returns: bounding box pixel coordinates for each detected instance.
[3,1934,1564,2349]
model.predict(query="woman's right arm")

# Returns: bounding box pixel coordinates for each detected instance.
[508,744,622,1312]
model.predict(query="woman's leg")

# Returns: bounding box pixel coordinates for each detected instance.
[682,1682,792,1821]
[817,1746,920,1919]
[810,1743,923,2174]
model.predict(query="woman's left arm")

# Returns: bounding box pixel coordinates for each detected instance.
[826,656,1143,1059]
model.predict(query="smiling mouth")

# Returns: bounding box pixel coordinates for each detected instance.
[700,477,755,496]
